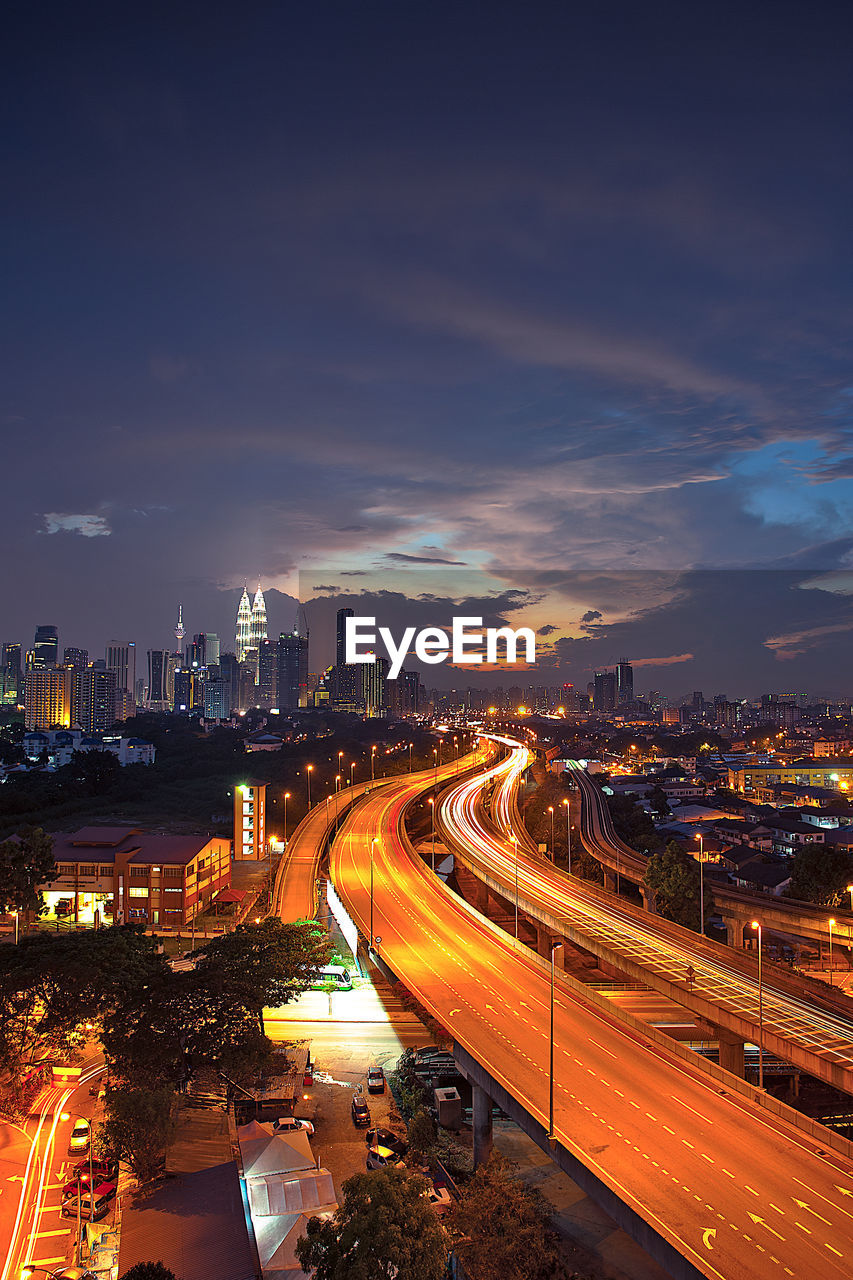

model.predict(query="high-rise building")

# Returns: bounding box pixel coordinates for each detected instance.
[63,647,88,671]
[24,669,72,730]
[257,639,278,707]
[2,643,21,695]
[235,587,253,663]
[250,585,268,655]
[361,655,388,717]
[593,670,617,714]
[173,668,203,713]
[336,608,354,667]
[204,633,220,666]
[32,625,59,670]
[147,649,178,710]
[333,607,358,706]
[692,691,704,714]
[75,667,117,733]
[106,642,136,694]
[219,652,240,714]
[204,677,229,720]
[277,630,309,710]
[616,660,633,705]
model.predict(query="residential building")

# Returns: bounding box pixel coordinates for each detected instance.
[616,660,633,705]
[42,826,230,926]
[234,780,267,859]
[74,666,117,733]
[24,668,72,729]
[593,670,617,714]
[106,642,136,695]
[23,729,156,768]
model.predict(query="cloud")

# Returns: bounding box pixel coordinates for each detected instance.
[537,623,558,636]
[629,652,694,668]
[386,552,466,565]
[41,513,111,538]
[581,610,603,624]
[763,621,853,661]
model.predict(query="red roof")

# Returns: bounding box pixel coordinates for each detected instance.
[215,889,246,904]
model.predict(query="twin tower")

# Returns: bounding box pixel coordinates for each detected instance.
[235,585,267,664]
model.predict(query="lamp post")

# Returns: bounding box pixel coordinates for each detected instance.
[370,838,377,946]
[695,833,705,936]
[428,798,436,871]
[306,764,313,809]
[13,909,19,944]
[60,1112,94,1262]
[408,742,413,773]
[454,736,459,774]
[338,749,344,778]
[562,799,571,875]
[750,920,764,1089]
[283,791,290,844]
[829,916,836,985]
[848,884,853,912]
[21,1266,97,1279]
[549,941,564,1142]
[433,748,438,792]
[371,746,377,782]
[548,806,555,862]
[511,835,519,939]
[350,760,356,787]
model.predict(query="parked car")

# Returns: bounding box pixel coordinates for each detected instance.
[365,1127,408,1157]
[70,1157,119,1185]
[273,1116,315,1137]
[68,1119,90,1155]
[351,1093,371,1127]
[366,1066,385,1094]
[60,1180,116,1221]
[366,1144,406,1171]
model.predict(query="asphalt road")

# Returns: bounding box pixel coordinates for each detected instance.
[329,765,853,1280]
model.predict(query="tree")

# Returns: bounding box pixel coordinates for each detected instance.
[644,841,700,930]
[406,1107,436,1162]
[450,1151,573,1280]
[646,785,671,818]
[191,916,331,1030]
[0,827,56,915]
[787,842,853,906]
[0,924,166,1079]
[99,1085,176,1183]
[606,794,663,855]
[296,1167,446,1280]
[120,1264,178,1280]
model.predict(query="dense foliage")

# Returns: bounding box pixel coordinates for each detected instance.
[296,1167,447,1280]
[786,842,853,906]
[644,841,701,931]
[99,1085,176,1183]
[0,826,56,914]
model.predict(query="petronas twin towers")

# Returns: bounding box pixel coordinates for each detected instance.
[235,584,267,665]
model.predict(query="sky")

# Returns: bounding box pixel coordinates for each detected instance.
[3,2,853,696]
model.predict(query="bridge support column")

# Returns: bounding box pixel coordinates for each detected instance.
[716,1029,745,1078]
[640,886,657,914]
[472,1084,493,1168]
[603,869,617,893]
[534,927,565,966]
[724,919,742,948]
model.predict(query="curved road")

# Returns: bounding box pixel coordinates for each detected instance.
[329,760,853,1280]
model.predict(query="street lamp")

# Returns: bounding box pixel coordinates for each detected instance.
[283,791,290,844]
[695,833,705,936]
[750,920,764,1090]
[829,917,836,985]
[562,799,571,875]
[306,764,314,809]
[549,941,564,1142]
[408,742,413,773]
[350,760,356,787]
[428,798,436,871]
[371,745,377,782]
[370,838,378,946]
[13,908,19,944]
[511,835,519,939]
[848,884,853,912]
[59,1112,94,1261]
[21,1267,97,1279]
[548,806,555,862]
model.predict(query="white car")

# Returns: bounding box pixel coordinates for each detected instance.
[366,1144,405,1171]
[273,1115,315,1137]
[424,1185,452,1217]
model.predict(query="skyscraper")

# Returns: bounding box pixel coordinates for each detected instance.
[593,670,617,713]
[63,647,89,671]
[277,630,309,710]
[235,587,253,662]
[257,639,278,707]
[616,660,633,705]
[250,585,268,652]
[334,607,358,705]
[147,649,177,710]
[75,667,117,733]
[24,668,72,729]
[32,625,59,669]
[204,633,220,666]
[106,642,136,694]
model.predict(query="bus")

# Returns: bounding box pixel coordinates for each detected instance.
[311,965,353,991]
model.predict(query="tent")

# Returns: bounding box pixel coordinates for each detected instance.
[253,1208,335,1274]
[237,1121,315,1178]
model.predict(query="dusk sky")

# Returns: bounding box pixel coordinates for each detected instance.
[3,3,853,695]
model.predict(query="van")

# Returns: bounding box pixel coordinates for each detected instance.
[310,965,353,991]
[60,1180,116,1221]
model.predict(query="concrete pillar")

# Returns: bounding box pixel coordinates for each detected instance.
[603,869,617,893]
[535,925,551,959]
[472,1083,493,1168]
[640,886,657,914]
[724,919,742,948]
[716,1030,745,1078]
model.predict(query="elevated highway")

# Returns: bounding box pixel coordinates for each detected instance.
[328,761,853,1280]
[570,762,853,951]
[455,742,853,1092]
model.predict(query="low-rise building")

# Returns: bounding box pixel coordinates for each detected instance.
[43,826,230,927]
[23,729,155,767]
[728,758,853,795]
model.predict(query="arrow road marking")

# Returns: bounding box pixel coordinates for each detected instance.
[748,1213,785,1241]
[793,1199,831,1226]
[702,1228,716,1250]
